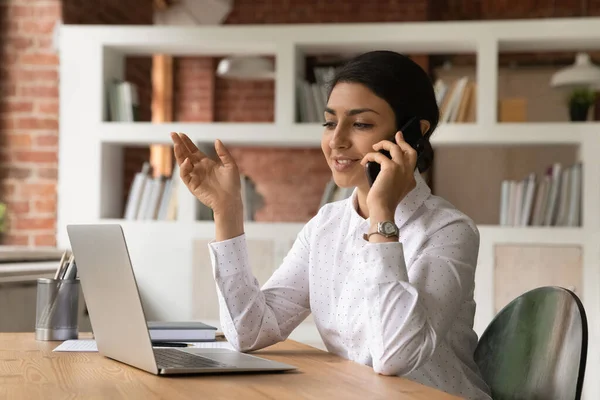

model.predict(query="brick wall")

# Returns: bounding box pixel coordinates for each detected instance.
[0,0,61,246]
[0,0,152,246]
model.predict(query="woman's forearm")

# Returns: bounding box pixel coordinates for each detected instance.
[213,201,245,242]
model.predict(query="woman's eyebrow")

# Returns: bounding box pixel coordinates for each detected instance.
[324,107,379,116]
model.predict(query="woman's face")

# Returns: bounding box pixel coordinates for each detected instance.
[321,82,397,190]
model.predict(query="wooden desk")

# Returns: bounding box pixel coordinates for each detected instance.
[0,333,461,399]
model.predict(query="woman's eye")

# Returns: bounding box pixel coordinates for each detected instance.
[354,123,373,129]
[322,121,336,129]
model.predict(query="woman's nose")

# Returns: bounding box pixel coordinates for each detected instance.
[329,126,350,149]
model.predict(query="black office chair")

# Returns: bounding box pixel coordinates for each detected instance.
[474,286,587,400]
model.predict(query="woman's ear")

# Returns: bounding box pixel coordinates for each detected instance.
[419,120,430,136]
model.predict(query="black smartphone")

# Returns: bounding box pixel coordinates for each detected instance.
[365,116,423,187]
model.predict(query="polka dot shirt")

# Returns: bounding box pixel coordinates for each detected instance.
[208,171,492,400]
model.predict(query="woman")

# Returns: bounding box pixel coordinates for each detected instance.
[170,50,492,400]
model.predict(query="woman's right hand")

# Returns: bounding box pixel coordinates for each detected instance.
[170,132,242,215]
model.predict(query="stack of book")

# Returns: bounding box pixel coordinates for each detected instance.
[499,162,582,227]
[433,77,477,124]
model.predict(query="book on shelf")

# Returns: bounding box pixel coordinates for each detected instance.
[123,162,180,221]
[296,66,337,123]
[434,76,477,124]
[107,79,139,122]
[499,162,582,227]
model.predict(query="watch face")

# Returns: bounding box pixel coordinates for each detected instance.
[381,221,397,235]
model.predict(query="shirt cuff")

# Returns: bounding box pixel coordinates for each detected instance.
[208,233,251,279]
[358,241,409,284]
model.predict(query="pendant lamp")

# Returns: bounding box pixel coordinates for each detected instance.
[216,56,275,80]
[550,52,600,88]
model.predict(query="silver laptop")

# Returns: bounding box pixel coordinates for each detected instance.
[66,223,296,375]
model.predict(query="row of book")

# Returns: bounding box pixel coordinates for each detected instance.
[123,162,178,221]
[433,77,477,123]
[107,79,140,122]
[123,162,263,221]
[296,66,337,123]
[499,163,582,227]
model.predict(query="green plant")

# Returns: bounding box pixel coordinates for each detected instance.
[0,202,6,234]
[568,87,596,107]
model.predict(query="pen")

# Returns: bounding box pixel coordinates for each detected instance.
[151,341,191,348]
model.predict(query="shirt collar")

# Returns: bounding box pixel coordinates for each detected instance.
[347,169,431,232]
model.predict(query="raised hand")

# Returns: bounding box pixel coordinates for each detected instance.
[170,132,243,216]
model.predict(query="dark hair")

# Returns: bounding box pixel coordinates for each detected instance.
[326,50,438,173]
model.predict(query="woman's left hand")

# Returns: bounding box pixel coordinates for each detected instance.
[360,131,418,220]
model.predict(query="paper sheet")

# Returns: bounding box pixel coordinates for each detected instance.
[53,339,98,352]
[53,339,235,352]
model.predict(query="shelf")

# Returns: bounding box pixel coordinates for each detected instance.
[431,123,587,145]
[99,122,597,148]
[61,18,600,56]
[98,122,321,148]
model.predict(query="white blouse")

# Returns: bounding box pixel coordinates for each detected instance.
[207,171,492,400]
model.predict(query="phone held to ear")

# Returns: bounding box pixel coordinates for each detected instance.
[365,116,424,187]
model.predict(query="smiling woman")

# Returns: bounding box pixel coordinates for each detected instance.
[170,50,492,400]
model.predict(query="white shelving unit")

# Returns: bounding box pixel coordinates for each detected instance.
[59,18,600,398]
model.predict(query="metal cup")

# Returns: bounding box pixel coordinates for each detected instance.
[35,278,80,341]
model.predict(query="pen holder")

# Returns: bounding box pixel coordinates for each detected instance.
[35,278,80,341]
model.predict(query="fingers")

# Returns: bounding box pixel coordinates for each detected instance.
[360,151,396,168]
[371,132,418,168]
[171,132,191,166]
[395,131,418,169]
[170,132,207,166]
[179,133,206,163]
[215,139,235,167]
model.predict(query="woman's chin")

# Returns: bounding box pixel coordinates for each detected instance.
[331,173,357,189]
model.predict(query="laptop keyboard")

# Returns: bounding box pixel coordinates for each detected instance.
[153,348,231,369]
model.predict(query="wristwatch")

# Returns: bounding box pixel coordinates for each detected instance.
[363,220,400,241]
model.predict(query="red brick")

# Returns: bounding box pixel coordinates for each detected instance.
[1,133,32,148]
[8,37,35,51]
[36,100,59,114]
[14,150,57,163]
[33,198,56,214]
[1,99,34,113]
[18,85,58,98]
[33,133,58,147]
[16,117,58,130]
[18,183,56,198]
[7,68,58,82]
[0,165,32,179]
[0,117,16,130]
[34,233,56,246]
[14,217,55,231]
[37,167,58,180]
[20,20,57,35]
[20,53,59,66]
[2,233,29,246]
[6,200,30,215]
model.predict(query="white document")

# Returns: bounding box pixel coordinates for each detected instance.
[53,339,98,352]
[53,339,234,352]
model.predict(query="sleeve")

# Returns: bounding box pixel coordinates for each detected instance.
[207,225,312,352]
[348,220,479,376]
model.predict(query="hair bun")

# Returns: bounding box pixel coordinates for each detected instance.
[417,138,434,173]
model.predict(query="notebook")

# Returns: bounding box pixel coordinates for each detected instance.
[147,321,217,342]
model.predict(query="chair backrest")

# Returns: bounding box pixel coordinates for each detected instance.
[474,286,587,400]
